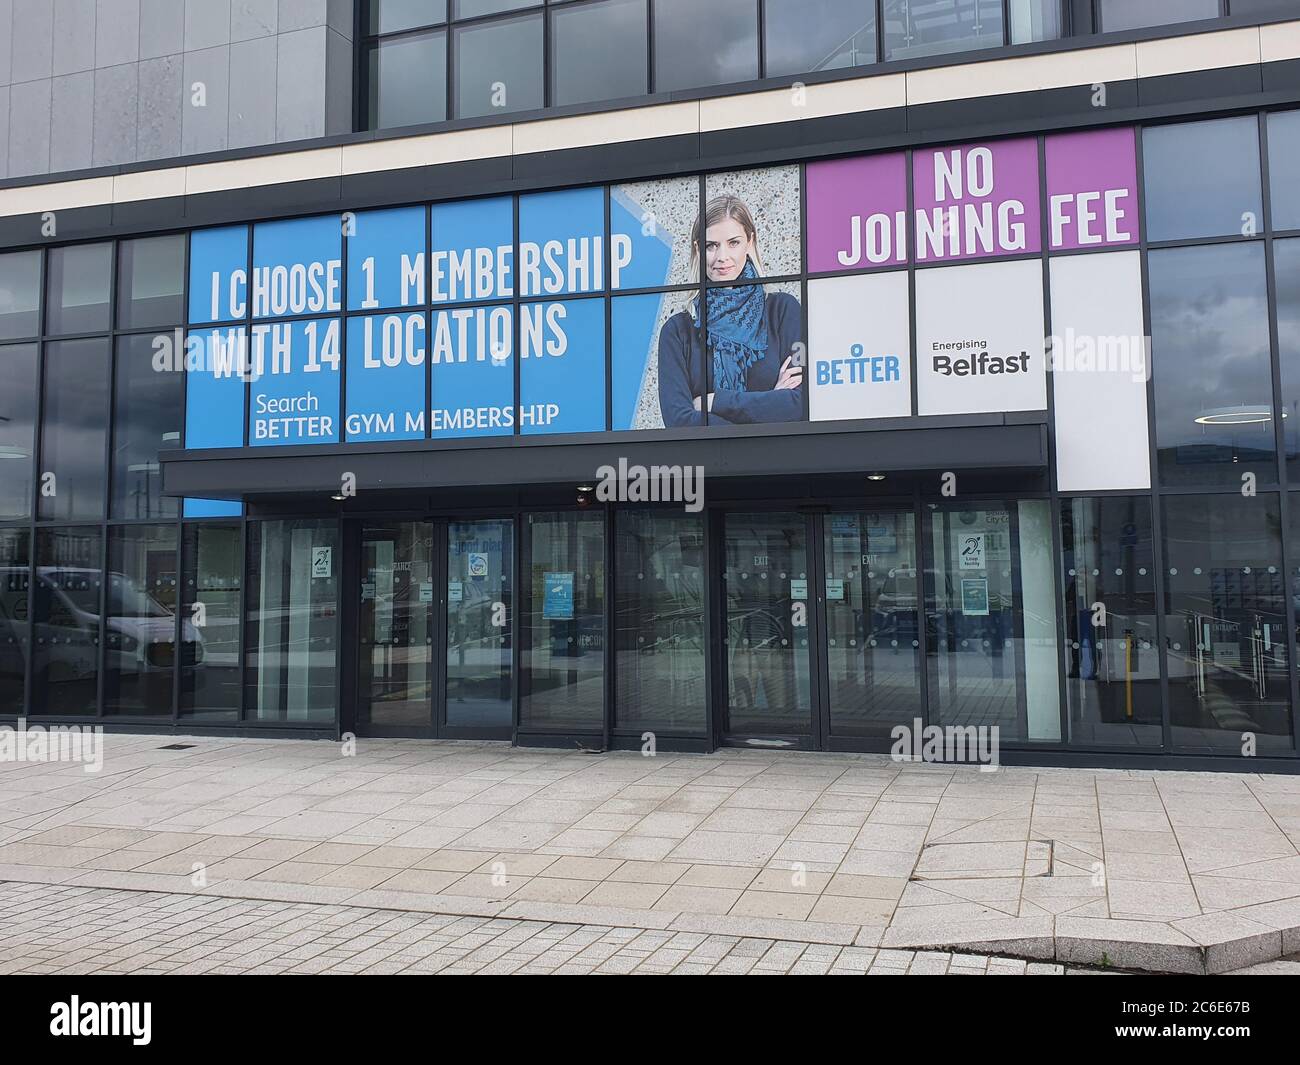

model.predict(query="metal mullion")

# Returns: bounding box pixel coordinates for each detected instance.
[512,194,521,436]
[914,483,931,733]
[807,511,829,748]
[602,504,613,750]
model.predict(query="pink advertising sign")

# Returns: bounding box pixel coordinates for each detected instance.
[1045,127,1139,250]
[806,152,908,274]
[912,137,1041,262]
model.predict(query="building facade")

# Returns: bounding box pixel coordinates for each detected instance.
[2,1,1300,770]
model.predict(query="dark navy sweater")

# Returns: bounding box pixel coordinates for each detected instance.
[656,292,804,427]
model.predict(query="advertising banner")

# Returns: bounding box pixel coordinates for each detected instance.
[189,225,248,324]
[806,152,908,274]
[346,312,426,441]
[1045,127,1139,250]
[347,206,426,310]
[807,271,911,422]
[915,258,1046,416]
[247,317,341,446]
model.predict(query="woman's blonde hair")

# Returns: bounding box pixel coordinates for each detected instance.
[690,194,765,280]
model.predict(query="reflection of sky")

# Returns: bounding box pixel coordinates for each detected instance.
[1274,239,1300,456]
[1150,244,1272,451]
[40,342,109,521]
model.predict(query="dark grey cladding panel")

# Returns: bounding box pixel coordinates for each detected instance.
[161,422,1049,499]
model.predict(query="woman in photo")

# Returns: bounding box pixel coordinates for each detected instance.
[658,195,804,427]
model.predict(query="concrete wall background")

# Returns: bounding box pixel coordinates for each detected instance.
[0,0,355,179]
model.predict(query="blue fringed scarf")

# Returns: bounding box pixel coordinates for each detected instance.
[693,260,768,391]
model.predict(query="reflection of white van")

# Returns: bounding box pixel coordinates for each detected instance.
[12,567,205,676]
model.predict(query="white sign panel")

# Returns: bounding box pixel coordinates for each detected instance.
[958,533,986,569]
[808,271,912,422]
[1049,250,1151,492]
[915,258,1046,416]
[311,546,332,579]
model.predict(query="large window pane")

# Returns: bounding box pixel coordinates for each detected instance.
[1268,110,1300,233]
[111,334,181,520]
[453,0,534,17]
[1276,239,1300,479]
[1232,0,1296,13]
[1149,243,1275,487]
[180,523,241,721]
[1165,494,1291,753]
[40,338,110,522]
[0,250,41,340]
[551,0,648,107]
[369,0,447,33]
[104,524,177,716]
[1099,0,1218,32]
[245,520,339,724]
[882,0,1005,62]
[824,510,923,739]
[0,343,37,520]
[1010,0,1062,43]
[453,13,542,119]
[520,512,605,732]
[764,0,876,78]
[368,29,447,129]
[116,236,185,331]
[654,0,758,92]
[1060,497,1162,747]
[46,243,112,336]
[0,528,30,715]
[31,527,101,717]
[447,518,513,729]
[614,510,706,735]
[359,522,433,729]
[1143,117,1262,242]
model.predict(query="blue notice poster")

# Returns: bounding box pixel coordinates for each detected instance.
[252,216,342,319]
[188,226,248,324]
[519,297,606,435]
[248,318,341,446]
[542,572,574,619]
[346,312,426,441]
[429,303,514,438]
[347,206,426,311]
[431,196,514,304]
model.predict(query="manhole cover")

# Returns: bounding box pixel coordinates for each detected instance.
[157,743,196,751]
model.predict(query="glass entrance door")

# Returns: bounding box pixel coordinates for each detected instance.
[722,512,815,740]
[355,517,514,737]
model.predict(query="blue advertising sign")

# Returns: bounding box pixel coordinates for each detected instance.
[347,206,426,311]
[185,327,247,449]
[432,196,513,303]
[519,187,605,297]
[189,226,248,324]
[248,318,341,445]
[251,216,342,319]
[346,312,426,441]
[542,572,574,619]
[430,303,514,438]
[519,297,606,435]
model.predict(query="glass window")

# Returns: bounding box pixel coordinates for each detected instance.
[1165,494,1291,753]
[0,250,41,340]
[1099,0,1218,32]
[654,0,758,92]
[116,236,185,331]
[454,0,535,16]
[368,29,447,129]
[39,338,110,522]
[1231,0,1295,12]
[0,343,38,520]
[369,0,447,33]
[614,510,707,735]
[1143,117,1262,242]
[447,518,513,729]
[180,523,242,721]
[46,243,112,336]
[0,528,30,716]
[111,334,182,520]
[1268,110,1300,233]
[453,12,543,119]
[1059,497,1162,747]
[31,527,102,716]
[245,520,339,724]
[358,522,433,729]
[551,0,648,107]
[823,509,923,739]
[1276,238,1300,478]
[520,512,605,732]
[1009,0,1062,43]
[1149,243,1275,487]
[882,0,1005,62]
[104,524,177,716]
[764,0,876,78]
